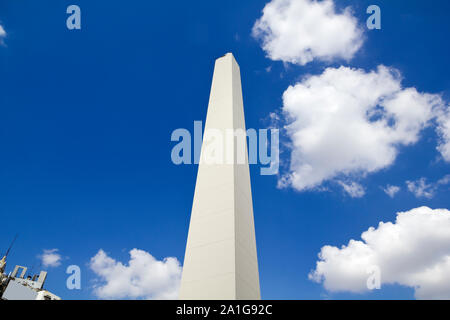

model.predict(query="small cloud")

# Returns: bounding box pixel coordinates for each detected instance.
[338,181,365,198]
[436,107,450,162]
[265,65,272,73]
[39,249,62,268]
[438,174,450,186]
[383,185,400,198]
[406,178,435,199]
[406,176,450,199]
[0,24,6,44]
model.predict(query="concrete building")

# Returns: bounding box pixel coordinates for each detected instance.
[0,256,60,300]
[179,53,261,300]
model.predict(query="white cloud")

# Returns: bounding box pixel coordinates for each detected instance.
[89,249,182,300]
[338,181,365,198]
[309,207,450,300]
[436,108,450,162]
[438,174,450,186]
[280,65,445,192]
[0,25,6,44]
[383,185,400,198]
[252,0,363,66]
[405,176,450,199]
[406,178,435,199]
[39,249,62,268]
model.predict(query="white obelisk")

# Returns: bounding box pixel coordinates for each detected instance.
[179,53,260,300]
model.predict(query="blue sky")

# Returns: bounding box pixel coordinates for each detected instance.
[0,0,449,300]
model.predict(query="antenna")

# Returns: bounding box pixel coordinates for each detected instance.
[4,234,18,258]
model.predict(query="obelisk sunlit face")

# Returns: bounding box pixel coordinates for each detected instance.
[179,53,260,300]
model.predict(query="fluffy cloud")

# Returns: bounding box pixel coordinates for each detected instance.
[383,185,400,198]
[252,0,363,65]
[89,249,182,300]
[309,207,450,300]
[280,65,445,192]
[39,249,62,268]
[436,108,450,162]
